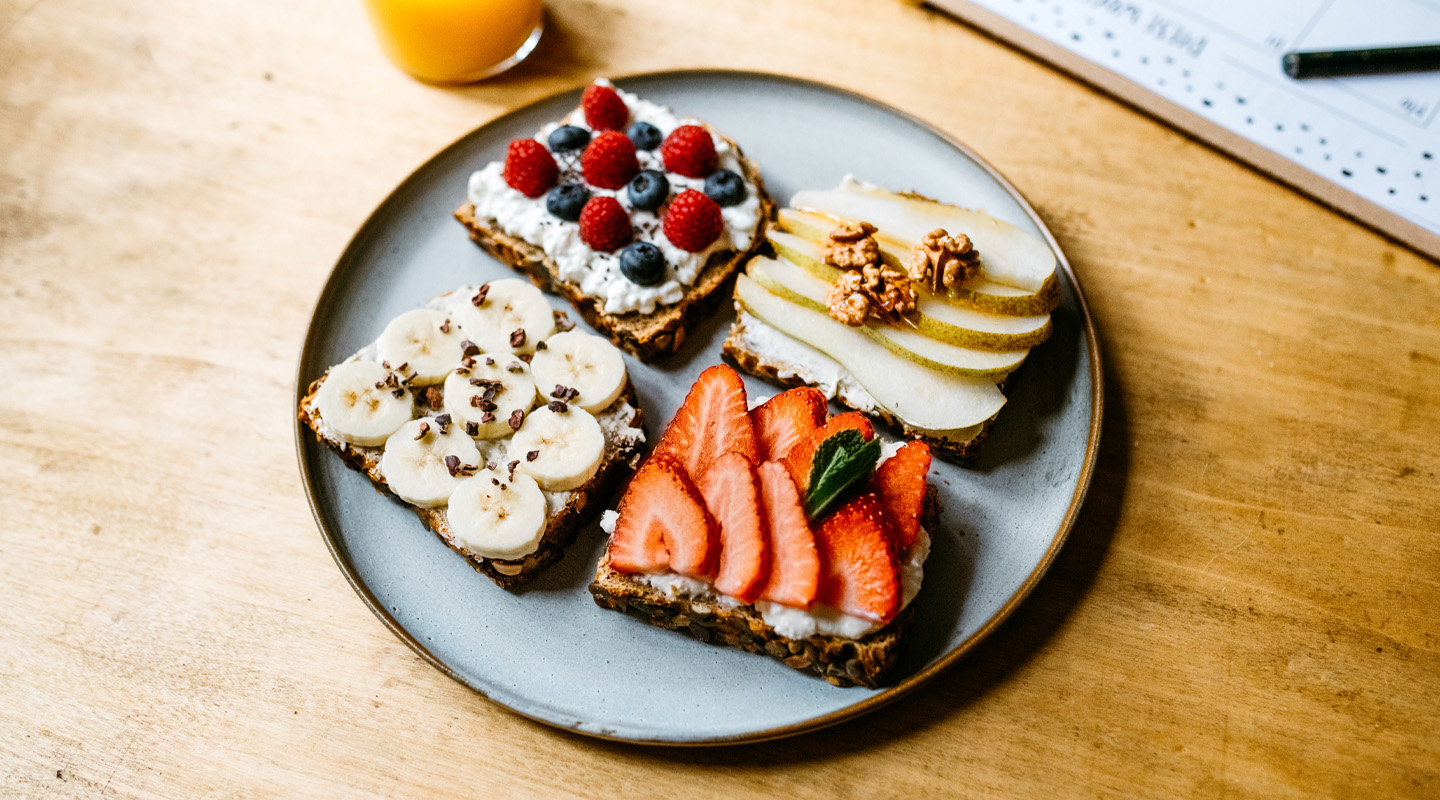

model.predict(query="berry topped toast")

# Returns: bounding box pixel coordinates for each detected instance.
[456,79,774,362]
[588,364,936,688]
[723,176,1061,462]
[298,279,647,588]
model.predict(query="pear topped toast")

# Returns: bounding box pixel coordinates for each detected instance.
[589,365,936,688]
[723,177,1061,462]
[456,79,774,362]
[298,279,647,587]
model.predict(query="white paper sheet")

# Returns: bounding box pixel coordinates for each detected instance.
[939,0,1440,237]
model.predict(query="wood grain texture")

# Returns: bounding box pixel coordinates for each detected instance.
[1,0,1436,797]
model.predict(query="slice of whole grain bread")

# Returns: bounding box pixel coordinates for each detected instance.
[299,376,646,589]
[454,133,774,363]
[588,487,940,688]
[588,559,914,689]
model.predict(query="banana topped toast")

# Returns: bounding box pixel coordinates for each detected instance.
[589,365,936,688]
[299,279,646,587]
[724,177,1061,463]
[456,79,773,362]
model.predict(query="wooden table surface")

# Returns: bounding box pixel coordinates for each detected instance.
[3,0,1437,796]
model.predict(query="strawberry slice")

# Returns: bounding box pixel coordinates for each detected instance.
[782,411,875,493]
[756,460,820,608]
[652,364,759,480]
[813,492,901,622]
[697,451,768,603]
[608,451,718,577]
[751,387,827,463]
[870,441,931,554]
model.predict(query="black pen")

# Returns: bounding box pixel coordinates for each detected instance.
[1283,43,1440,79]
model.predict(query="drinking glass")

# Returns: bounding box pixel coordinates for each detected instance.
[363,0,543,85]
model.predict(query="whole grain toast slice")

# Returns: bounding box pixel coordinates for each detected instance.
[299,374,646,589]
[721,309,1002,463]
[588,487,939,688]
[589,558,915,689]
[454,132,774,363]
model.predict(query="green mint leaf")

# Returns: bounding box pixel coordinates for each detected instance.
[804,430,881,520]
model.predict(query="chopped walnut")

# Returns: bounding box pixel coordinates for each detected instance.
[825,264,917,327]
[819,219,918,326]
[826,272,871,326]
[908,228,980,293]
[863,264,918,324]
[829,221,877,242]
[821,222,881,269]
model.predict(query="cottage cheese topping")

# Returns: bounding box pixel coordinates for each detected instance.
[467,79,762,316]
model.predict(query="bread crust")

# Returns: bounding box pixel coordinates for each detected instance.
[589,561,913,688]
[454,132,774,363]
[298,377,646,589]
[588,487,940,688]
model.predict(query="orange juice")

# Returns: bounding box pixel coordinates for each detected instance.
[363,0,543,85]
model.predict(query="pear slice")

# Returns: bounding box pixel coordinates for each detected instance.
[772,213,1060,317]
[914,296,1050,351]
[748,256,1027,378]
[735,273,1006,432]
[768,230,843,282]
[765,238,1051,351]
[790,178,1058,293]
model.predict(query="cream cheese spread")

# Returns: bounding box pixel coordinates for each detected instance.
[466,78,762,316]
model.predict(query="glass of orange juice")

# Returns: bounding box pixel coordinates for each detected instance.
[362,0,544,85]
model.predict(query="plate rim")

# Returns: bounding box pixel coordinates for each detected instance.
[293,67,1104,746]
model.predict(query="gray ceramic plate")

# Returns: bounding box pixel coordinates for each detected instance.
[295,70,1101,745]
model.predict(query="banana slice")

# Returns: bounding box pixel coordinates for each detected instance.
[378,417,483,508]
[314,360,414,446]
[453,279,556,355]
[528,330,628,413]
[443,356,537,439]
[376,308,468,385]
[508,405,605,491]
[446,468,548,560]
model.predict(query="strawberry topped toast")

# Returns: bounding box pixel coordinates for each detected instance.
[589,365,935,688]
[456,79,773,362]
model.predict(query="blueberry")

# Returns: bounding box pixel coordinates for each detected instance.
[704,169,746,207]
[619,242,666,286]
[626,121,662,151]
[545,184,590,221]
[627,169,670,211]
[547,125,590,153]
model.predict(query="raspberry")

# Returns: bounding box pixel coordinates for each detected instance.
[581,131,640,190]
[502,138,557,198]
[578,196,632,252]
[662,189,723,252]
[661,125,718,179]
[582,84,629,131]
